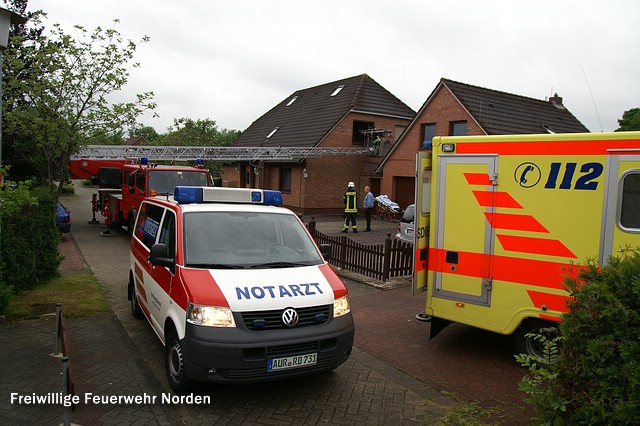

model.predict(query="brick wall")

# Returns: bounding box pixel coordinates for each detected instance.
[379,86,487,202]
[221,112,411,215]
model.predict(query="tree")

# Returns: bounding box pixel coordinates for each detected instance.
[128,124,160,144]
[160,117,241,178]
[3,14,156,198]
[1,0,45,181]
[161,117,239,146]
[615,108,640,132]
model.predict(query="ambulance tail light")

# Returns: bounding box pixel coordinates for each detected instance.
[333,295,351,318]
[187,304,236,327]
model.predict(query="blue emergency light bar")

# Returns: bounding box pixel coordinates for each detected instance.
[174,186,282,206]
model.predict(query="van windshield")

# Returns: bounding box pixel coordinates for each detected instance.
[183,211,324,269]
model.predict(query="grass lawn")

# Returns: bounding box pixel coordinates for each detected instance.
[5,273,110,320]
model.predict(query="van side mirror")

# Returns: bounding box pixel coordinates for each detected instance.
[149,243,175,274]
[320,243,332,260]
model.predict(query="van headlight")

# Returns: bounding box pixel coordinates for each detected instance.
[333,295,351,318]
[187,304,236,327]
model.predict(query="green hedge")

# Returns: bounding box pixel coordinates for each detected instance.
[0,182,62,314]
[518,250,640,424]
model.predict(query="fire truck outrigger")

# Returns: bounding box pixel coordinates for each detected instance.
[413,131,640,357]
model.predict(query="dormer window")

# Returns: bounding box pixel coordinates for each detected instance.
[542,124,556,134]
[266,127,280,138]
[286,96,298,106]
[330,85,344,97]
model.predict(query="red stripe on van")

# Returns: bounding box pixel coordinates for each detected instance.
[472,191,523,208]
[484,212,549,233]
[319,264,349,300]
[464,173,493,185]
[428,248,581,290]
[527,290,570,313]
[497,234,577,258]
[456,139,640,155]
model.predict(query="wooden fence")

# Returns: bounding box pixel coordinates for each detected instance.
[307,221,413,281]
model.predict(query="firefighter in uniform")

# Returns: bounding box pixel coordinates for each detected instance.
[342,182,358,233]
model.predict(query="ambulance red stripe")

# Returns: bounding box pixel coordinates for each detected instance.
[497,234,577,258]
[456,139,640,155]
[428,248,581,290]
[484,212,549,233]
[526,290,570,313]
[538,314,562,323]
[472,190,523,208]
[464,172,493,185]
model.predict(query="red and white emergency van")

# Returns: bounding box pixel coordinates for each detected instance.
[413,131,640,357]
[128,186,354,393]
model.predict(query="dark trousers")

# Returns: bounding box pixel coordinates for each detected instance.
[364,207,373,230]
[343,213,357,231]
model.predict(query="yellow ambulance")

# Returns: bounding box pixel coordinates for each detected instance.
[413,131,640,357]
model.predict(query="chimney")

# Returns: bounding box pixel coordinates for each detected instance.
[549,93,564,108]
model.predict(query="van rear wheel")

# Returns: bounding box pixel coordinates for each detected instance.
[165,328,193,395]
[514,319,560,360]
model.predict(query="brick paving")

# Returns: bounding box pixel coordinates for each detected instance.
[0,184,466,426]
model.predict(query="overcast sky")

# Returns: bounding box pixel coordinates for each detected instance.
[23,0,640,134]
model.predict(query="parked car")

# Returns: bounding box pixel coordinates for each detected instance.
[56,201,71,233]
[395,204,414,244]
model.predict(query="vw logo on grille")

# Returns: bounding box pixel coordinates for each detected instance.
[281,308,299,327]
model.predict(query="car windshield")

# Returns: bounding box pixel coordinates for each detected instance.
[183,211,324,269]
[148,170,210,195]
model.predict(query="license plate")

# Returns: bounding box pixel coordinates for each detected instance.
[267,353,317,371]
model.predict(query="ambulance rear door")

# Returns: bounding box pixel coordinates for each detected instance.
[600,149,640,265]
[432,154,497,306]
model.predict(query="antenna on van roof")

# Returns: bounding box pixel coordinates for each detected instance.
[579,63,603,132]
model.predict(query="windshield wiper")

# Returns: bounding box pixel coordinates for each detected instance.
[249,261,313,269]
[187,263,245,269]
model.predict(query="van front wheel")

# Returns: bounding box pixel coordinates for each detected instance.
[165,328,193,395]
[129,275,143,319]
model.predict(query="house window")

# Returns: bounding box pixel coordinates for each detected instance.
[286,96,298,107]
[352,120,374,145]
[266,127,279,139]
[330,85,344,97]
[421,123,436,149]
[620,172,640,230]
[449,121,467,136]
[280,167,292,193]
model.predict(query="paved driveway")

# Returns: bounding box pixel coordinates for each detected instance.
[32,183,528,425]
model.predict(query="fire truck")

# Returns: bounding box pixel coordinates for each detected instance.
[69,156,213,231]
[413,131,640,357]
[69,144,373,231]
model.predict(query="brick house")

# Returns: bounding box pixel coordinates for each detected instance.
[375,78,590,209]
[223,74,415,214]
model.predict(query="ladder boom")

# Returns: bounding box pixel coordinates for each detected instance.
[71,145,374,161]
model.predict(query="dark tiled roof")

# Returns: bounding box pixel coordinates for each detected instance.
[123,136,147,146]
[442,79,589,134]
[233,74,415,148]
